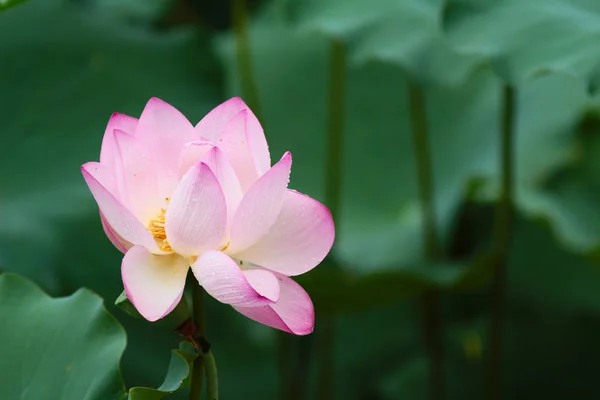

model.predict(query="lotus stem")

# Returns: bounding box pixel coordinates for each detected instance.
[408,80,444,400]
[488,84,516,400]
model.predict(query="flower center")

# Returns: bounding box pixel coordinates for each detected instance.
[148,199,172,252]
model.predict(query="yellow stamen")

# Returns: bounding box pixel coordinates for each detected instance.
[148,198,172,252]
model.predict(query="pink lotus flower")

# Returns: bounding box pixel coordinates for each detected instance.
[82,97,334,335]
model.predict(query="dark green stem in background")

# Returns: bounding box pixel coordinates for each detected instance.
[408,83,438,259]
[488,85,516,400]
[324,41,346,209]
[408,81,444,400]
[232,0,264,123]
[316,317,335,400]
[289,337,313,400]
[315,38,346,400]
[189,285,219,400]
[190,285,205,400]
[280,332,313,400]
[277,333,293,399]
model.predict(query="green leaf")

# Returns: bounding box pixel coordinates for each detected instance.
[0,273,198,399]
[128,343,198,400]
[495,102,600,254]
[443,0,600,85]
[0,0,29,12]
[293,0,483,86]
[290,0,402,37]
[472,74,598,253]
[0,273,127,400]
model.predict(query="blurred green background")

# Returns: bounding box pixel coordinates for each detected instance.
[3,0,600,398]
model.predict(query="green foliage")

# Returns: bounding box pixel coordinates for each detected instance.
[0,272,199,400]
[292,0,482,86]
[291,0,600,87]
[128,343,198,400]
[443,0,600,85]
[0,273,127,400]
[0,0,28,12]
[518,112,600,252]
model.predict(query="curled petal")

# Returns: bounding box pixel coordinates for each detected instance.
[122,246,189,322]
[100,212,131,254]
[228,152,292,254]
[100,112,138,169]
[165,162,227,256]
[233,273,314,335]
[243,268,280,303]
[233,189,334,276]
[82,162,159,252]
[191,250,279,306]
